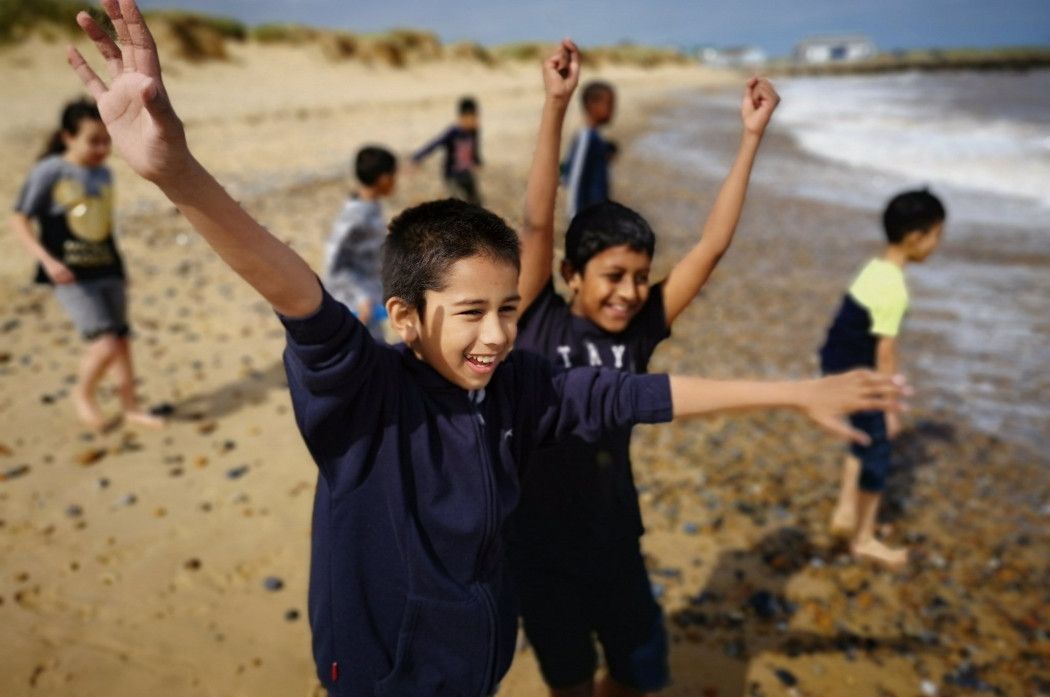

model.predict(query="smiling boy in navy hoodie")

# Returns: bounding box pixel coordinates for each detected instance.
[67,7,906,696]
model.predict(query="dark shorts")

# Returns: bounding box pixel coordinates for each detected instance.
[849,410,891,492]
[513,539,669,691]
[53,277,129,340]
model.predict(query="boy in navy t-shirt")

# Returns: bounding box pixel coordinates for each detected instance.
[67,10,905,697]
[516,46,786,696]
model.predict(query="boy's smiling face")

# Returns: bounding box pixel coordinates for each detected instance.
[394,254,521,390]
[566,244,652,333]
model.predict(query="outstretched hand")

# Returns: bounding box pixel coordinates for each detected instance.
[740,76,780,136]
[802,370,911,445]
[68,0,189,184]
[542,38,581,106]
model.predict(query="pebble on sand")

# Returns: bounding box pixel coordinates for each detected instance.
[226,465,250,480]
[263,576,284,591]
[76,449,107,466]
[1,464,30,481]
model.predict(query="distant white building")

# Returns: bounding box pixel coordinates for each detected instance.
[699,46,767,68]
[794,35,876,64]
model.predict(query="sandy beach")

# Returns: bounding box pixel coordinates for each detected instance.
[1,34,1047,697]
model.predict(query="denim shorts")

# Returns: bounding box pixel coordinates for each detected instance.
[53,277,129,340]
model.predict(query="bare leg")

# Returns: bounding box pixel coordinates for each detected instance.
[830,454,860,537]
[851,491,908,569]
[111,337,165,428]
[596,675,647,697]
[552,681,595,697]
[72,334,120,430]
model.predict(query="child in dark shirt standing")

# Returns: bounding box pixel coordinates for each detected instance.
[65,7,905,695]
[562,80,616,221]
[9,97,163,431]
[412,96,483,205]
[515,42,783,696]
[821,189,945,569]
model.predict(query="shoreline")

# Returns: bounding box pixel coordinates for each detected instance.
[631,80,1050,458]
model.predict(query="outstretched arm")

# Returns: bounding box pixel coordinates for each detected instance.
[411,127,452,163]
[538,362,906,450]
[519,39,580,312]
[68,0,320,317]
[661,77,780,326]
[669,370,909,444]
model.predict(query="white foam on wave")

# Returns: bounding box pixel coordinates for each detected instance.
[775,72,1050,213]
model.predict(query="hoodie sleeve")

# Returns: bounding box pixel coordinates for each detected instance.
[279,285,383,482]
[518,354,673,449]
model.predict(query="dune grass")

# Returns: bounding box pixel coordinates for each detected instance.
[0,1,695,69]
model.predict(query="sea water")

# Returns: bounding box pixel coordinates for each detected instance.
[639,70,1050,454]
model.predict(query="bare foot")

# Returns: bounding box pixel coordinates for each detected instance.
[72,389,108,432]
[829,503,857,539]
[851,538,909,570]
[124,410,167,429]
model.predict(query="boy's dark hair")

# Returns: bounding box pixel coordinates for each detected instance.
[883,189,945,243]
[564,201,655,273]
[458,97,478,115]
[581,81,614,110]
[383,199,519,313]
[40,98,101,160]
[355,146,397,186]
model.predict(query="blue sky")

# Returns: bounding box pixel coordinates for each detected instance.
[137,0,1050,57]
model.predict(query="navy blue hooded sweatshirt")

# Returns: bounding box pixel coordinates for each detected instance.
[280,289,673,697]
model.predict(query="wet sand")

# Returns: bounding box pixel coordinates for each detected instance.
[1,40,1048,697]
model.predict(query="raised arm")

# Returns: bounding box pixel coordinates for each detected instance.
[519,39,580,312]
[661,77,780,326]
[68,0,320,317]
[669,369,909,444]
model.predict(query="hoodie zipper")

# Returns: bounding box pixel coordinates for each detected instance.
[468,390,499,696]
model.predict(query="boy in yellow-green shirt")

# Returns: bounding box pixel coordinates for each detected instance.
[819,189,945,568]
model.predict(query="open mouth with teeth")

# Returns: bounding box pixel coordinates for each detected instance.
[465,353,499,374]
[604,302,637,319]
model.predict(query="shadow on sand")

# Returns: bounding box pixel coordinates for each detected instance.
[665,525,946,696]
[166,359,289,422]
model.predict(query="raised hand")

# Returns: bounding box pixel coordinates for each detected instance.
[740,76,780,137]
[542,38,581,106]
[63,0,320,318]
[68,0,189,184]
[801,371,910,445]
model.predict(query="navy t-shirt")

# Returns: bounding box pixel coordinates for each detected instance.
[512,279,670,553]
